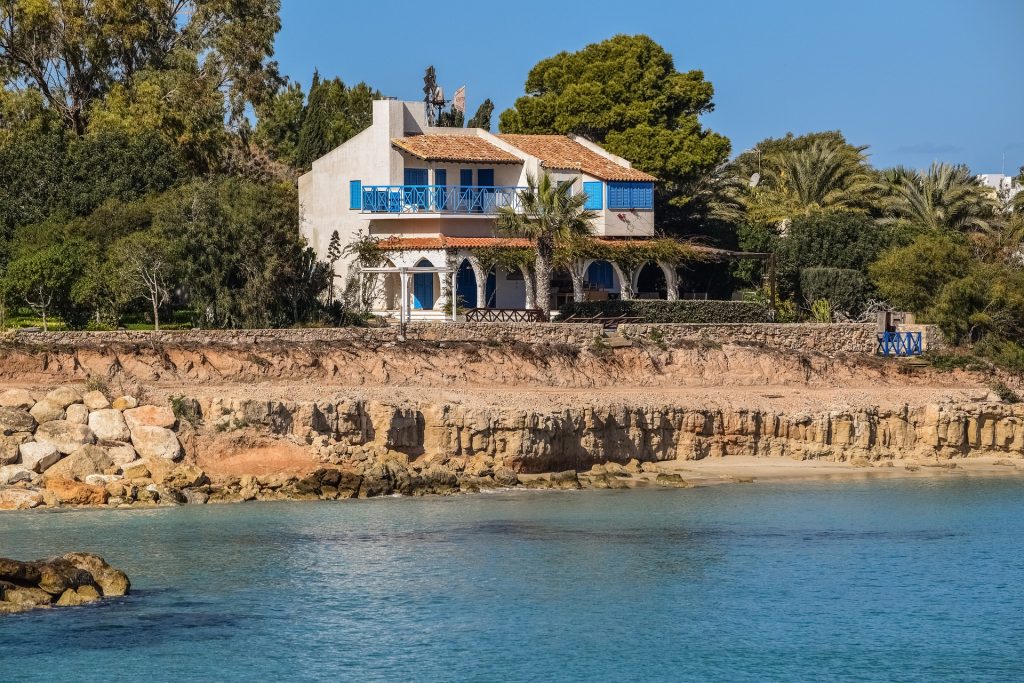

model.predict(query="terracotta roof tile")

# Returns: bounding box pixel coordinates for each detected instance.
[497,135,657,182]
[378,236,532,250]
[392,135,522,164]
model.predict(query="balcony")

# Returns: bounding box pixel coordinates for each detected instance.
[361,185,526,215]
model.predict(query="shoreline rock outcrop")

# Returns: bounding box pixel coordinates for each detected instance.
[0,553,130,614]
[0,386,185,510]
[1,381,1023,509]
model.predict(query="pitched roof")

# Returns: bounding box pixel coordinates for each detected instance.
[497,135,657,182]
[378,236,532,251]
[392,135,522,164]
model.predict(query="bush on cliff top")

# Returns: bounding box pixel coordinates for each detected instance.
[557,300,772,323]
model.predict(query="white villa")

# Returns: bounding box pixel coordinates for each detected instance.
[299,98,673,319]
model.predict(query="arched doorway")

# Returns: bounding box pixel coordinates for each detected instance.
[635,262,667,299]
[413,258,436,310]
[585,260,619,298]
[381,259,401,311]
[455,260,476,309]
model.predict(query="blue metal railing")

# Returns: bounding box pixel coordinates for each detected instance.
[361,185,526,214]
[877,331,923,357]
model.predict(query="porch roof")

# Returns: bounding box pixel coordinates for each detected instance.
[392,135,522,164]
[375,236,761,260]
[378,236,532,250]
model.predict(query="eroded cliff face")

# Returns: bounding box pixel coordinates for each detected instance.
[195,396,1024,473]
[0,337,968,389]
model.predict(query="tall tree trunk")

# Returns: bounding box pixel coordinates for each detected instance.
[520,264,536,310]
[468,256,488,308]
[569,259,587,303]
[152,295,161,331]
[535,253,552,318]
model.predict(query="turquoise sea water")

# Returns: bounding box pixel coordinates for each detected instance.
[2,479,1024,682]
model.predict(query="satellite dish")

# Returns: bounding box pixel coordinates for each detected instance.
[749,172,761,188]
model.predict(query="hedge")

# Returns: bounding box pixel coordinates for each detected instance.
[557,300,772,323]
[799,267,868,315]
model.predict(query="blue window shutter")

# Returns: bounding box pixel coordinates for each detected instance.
[349,180,361,209]
[460,169,473,186]
[608,182,653,209]
[435,169,447,186]
[477,168,494,186]
[583,181,603,210]
[404,168,427,185]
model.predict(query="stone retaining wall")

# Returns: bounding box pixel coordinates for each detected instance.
[619,323,880,354]
[7,323,605,349]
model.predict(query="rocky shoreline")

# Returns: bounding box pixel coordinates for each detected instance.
[0,553,130,614]
[1,380,1022,510]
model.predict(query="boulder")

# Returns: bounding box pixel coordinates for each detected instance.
[41,445,112,483]
[45,478,109,506]
[121,461,151,479]
[44,386,82,409]
[88,409,131,442]
[18,441,61,472]
[0,407,36,435]
[32,558,96,595]
[184,489,209,505]
[35,420,96,454]
[0,487,43,509]
[2,585,53,607]
[82,391,111,411]
[493,467,520,487]
[163,464,209,489]
[84,474,122,486]
[102,441,137,465]
[0,558,42,584]
[130,426,182,460]
[55,586,101,606]
[111,396,139,411]
[0,464,32,485]
[123,406,177,431]
[62,552,130,597]
[29,399,65,423]
[0,389,35,410]
[65,403,90,425]
[0,434,28,465]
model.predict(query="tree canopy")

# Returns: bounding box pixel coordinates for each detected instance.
[499,34,730,226]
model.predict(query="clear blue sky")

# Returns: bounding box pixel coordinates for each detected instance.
[275,0,1023,174]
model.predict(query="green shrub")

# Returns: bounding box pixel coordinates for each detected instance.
[809,298,832,323]
[800,267,868,315]
[558,299,772,323]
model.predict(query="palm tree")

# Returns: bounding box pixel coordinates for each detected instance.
[750,139,878,223]
[497,172,597,317]
[880,162,997,232]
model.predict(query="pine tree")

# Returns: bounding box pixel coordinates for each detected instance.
[467,99,494,131]
[295,70,330,170]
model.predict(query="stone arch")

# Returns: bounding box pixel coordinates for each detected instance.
[657,261,680,301]
[381,258,401,311]
[635,262,666,299]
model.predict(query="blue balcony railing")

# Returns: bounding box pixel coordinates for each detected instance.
[361,185,526,214]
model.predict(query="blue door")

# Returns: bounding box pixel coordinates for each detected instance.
[413,259,434,310]
[404,168,428,208]
[478,168,495,212]
[434,169,447,210]
[456,261,476,307]
[459,169,474,211]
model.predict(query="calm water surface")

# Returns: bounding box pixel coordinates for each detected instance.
[2,479,1023,682]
